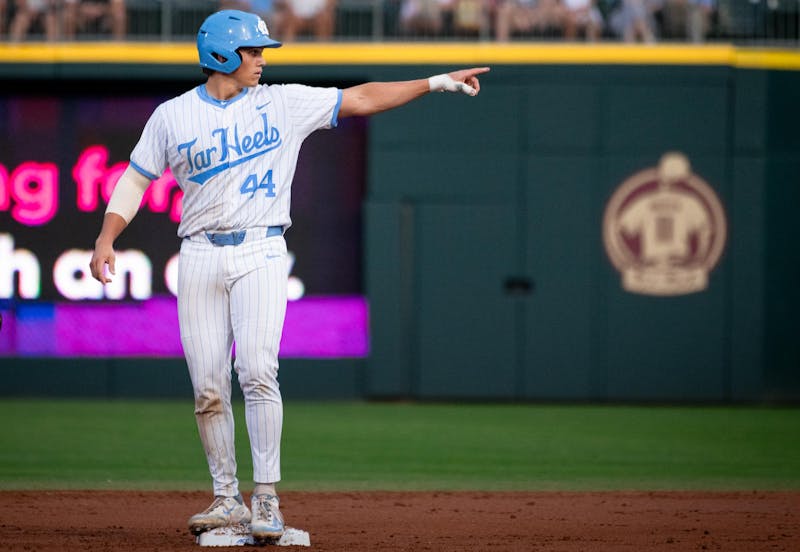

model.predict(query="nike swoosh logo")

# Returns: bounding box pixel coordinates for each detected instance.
[256,102,271,110]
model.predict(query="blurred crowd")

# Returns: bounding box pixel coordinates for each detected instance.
[0,0,775,44]
[396,0,718,42]
[0,0,126,41]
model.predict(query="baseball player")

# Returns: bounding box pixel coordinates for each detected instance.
[88,9,488,541]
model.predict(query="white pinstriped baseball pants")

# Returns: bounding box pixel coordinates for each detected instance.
[178,230,288,497]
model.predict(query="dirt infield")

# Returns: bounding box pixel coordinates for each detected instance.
[1,490,798,551]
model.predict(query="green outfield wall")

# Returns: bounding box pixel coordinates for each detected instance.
[1,45,798,402]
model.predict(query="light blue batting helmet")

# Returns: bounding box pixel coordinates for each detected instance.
[197,10,281,74]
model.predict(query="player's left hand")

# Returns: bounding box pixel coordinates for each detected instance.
[429,67,490,96]
[90,241,116,284]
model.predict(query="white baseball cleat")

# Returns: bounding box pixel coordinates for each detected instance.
[250,494,285,540]
[188,494,252,535]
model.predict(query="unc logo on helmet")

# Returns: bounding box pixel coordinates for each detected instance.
[197,10,281,74]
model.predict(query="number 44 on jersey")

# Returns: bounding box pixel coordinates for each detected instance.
[240,171,276,198]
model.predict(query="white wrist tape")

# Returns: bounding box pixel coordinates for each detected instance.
[428,74,477,96]
[105,164,151,224]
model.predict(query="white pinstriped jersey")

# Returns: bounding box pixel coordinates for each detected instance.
[130,83,342,237]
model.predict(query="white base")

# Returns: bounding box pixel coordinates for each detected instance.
[196,525,310,547]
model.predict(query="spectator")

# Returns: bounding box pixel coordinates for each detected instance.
[399,0,446,36]
[9,0,58,41]
[563,0,603,40]
[62,0,126,40]
[607,0,657,41]
[449,0,496,37]
[660,0,714,42]
[0,0,7,38]
[220,0,287,38]
[495,0,568,41]
[281,0,336,41]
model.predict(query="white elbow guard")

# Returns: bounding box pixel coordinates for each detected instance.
[428,74,477,96]
[105,164,151,224]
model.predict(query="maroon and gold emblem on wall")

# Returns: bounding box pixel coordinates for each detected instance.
[602,152,727,296]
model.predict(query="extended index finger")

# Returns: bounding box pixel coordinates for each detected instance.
[466,67,491,77]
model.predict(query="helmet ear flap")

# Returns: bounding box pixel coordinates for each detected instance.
[210,50,233,66]
[197,34,242,74]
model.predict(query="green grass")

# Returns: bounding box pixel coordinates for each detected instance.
[0,400,798,491]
